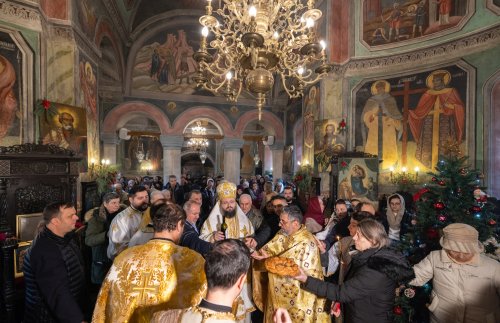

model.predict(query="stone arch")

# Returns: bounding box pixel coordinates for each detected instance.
[181,150,216,167]
[484,70,500,198]
[170,106,234,136]
[95,18,125,83]
[102,101,171,134]
[234,110,285,142]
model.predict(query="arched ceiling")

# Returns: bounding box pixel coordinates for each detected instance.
[131,0,206,30]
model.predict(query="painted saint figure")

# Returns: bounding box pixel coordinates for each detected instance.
[408,70,465,169]
[362,80,402,169]
[0,54,18,141]
[435,0,452,25]
[42,112,84,152]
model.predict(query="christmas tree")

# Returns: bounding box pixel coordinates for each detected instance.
[394,153,499,323]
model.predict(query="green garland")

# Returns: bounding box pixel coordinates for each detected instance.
[34,99,58,123]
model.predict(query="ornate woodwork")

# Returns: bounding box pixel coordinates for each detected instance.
[0,144,81,323]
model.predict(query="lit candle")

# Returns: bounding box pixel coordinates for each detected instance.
[414,166,420,179]
[402,166,407,174]
[389,166,395,179]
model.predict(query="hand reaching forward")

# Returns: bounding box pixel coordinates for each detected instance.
[251,249,269,260]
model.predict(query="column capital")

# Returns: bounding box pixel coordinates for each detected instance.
[270,141,285,150]
[222,138,244,149]
[101,133,119,145]
[160,135,184,149]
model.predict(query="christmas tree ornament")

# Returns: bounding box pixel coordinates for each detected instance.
[432,177,437,182]
[438,180,445,186]
[434,202,445,210]
[393,306,403,315]
[471,206,482,213]
[489,219,497,225]
[426,227,439,240]
[404,288,416,299]
[438,214,447,222]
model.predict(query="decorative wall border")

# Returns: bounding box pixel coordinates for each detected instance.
[0,0,41,31]
[332,24,500,75]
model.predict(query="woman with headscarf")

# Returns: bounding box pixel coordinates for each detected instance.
[303,196,325,233]
[293,218,414,323]
[385,193,414,243]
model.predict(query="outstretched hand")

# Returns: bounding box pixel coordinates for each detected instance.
[291,267,307,283]
[251,249,269,260]
[273,308,292,323]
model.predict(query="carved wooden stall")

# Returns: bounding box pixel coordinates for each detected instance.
[0,144,81,323]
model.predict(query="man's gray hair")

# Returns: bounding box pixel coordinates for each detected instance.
[183,200,200,213]
[283,205,303,223]
[239,194,252,203]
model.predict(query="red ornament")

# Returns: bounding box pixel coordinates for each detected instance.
[438,180,445,186]
[393,306,403,316]
[438,214,447,222]
[42,99,51,110]
[471,206,482,213]
[339,119,346,129]
[426,227,439,240]
[434,202,445,210]
[489,219,497,226]
[432,177,437,182]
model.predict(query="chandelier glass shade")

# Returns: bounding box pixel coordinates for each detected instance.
[193,0,332,118]
[187,121,209,150]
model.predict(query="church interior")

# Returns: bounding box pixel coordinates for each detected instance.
[1,0,499,322]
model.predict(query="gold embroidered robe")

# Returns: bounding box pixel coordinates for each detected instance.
[200,202,255,321]
[253,225,329,323]
[92,239,207,323]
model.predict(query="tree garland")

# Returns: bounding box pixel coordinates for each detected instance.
[34,99,58,123]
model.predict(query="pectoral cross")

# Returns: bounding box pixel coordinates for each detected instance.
[132,272,160,302]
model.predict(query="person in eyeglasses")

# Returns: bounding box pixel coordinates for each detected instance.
[252,206,329,323]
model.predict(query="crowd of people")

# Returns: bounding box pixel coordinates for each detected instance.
[23,174,499,323]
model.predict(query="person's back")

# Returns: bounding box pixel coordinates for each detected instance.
[93,202,206,323]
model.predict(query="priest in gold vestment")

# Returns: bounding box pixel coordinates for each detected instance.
[92,203,207,323]
[200,181,255,322]
[252,205,329,323]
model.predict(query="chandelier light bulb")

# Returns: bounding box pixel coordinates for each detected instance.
[306,17,314,28]
[273,31,279,39]
[297,66,304,75]
[226,71,233,80]
[249,6,257,17]
[202,26,209,37]
[320,40,326,50]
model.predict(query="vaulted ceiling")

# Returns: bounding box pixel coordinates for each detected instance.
[128,0,206,30]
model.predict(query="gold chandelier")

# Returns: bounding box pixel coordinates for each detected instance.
[193,0,332,118]
[187,121,209,150]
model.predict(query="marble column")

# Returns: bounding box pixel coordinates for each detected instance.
[264,145,272,174]
[101,133,119,164]
[271,141,285,180]
[223,138,244,184]
[160,135,184,182]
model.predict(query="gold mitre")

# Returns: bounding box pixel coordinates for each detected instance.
[217,181,237,200]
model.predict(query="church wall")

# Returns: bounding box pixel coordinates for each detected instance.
[305,0,500,198]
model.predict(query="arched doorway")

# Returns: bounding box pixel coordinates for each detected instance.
[181,119,221,180]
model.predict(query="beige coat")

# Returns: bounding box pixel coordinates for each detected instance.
[411,250,500,323]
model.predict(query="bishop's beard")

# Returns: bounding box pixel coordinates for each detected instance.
[222,208,237,218]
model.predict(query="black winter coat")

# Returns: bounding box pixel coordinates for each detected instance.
[23,227,88,323]
[303,247,414,323]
